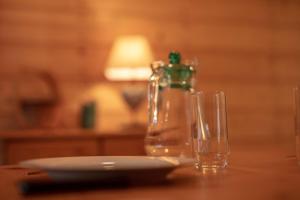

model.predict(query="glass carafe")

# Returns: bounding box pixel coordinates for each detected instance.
[145,52,196,157]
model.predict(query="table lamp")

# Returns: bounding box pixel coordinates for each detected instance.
[105,35,154,127]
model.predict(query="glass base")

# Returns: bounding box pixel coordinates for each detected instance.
[195,161,228,170]
[194,153,229,171]
[194,162,228,175]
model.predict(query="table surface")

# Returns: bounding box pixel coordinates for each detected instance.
[0,144,300,200]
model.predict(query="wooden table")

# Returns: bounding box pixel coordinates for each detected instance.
[0,144,300,200]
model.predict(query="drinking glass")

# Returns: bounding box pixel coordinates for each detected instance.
[190,91,229,170]
[295,87,300,165]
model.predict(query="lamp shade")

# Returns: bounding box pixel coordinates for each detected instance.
[105,35,154,81]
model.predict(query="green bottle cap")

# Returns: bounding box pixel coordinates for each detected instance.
[159,51,195,91]
[169,51,181,64]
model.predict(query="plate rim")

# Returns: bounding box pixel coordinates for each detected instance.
[19,156,186,172]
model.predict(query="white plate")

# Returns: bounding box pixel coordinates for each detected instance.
[20,156,192,182]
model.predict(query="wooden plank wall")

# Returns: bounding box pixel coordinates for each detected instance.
[0,0,300,143]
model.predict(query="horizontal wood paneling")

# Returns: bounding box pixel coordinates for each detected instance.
[0,0,299,142]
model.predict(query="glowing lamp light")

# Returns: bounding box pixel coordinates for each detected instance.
[105,35,153,81]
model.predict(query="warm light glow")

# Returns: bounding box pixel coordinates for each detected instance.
[105,35,154,81]
[105,67,152,81]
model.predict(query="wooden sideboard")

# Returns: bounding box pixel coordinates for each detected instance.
[0,128,146,164]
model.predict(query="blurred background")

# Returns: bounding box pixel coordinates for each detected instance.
[0,0,299,163]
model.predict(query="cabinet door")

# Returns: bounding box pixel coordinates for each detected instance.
[3,139,103,164]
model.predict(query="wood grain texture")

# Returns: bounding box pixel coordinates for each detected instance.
[0,0,299,142]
